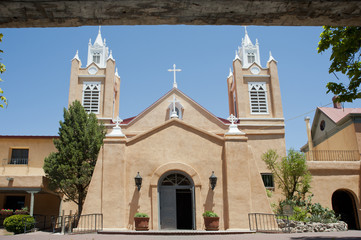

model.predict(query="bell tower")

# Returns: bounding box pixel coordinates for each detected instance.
[68,27,120,120]
[227,28,283,119]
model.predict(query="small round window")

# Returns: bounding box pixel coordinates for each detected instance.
[320,120,326,131]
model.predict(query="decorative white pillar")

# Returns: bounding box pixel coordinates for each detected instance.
[107,116,125,137]
[26,191,39,216]
[225,114,245,135]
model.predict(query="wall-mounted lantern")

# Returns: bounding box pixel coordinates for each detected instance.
[134,172,142,191]
[6,177,14,181]
[209,171,217,190]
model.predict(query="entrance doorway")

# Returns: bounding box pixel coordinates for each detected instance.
[332,190,359,229]
[158,172,195,230]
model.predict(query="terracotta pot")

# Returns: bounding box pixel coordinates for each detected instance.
[134,217,149,231]
[0,212,13,216]
[204,217,219,231]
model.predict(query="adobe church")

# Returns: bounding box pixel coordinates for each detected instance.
[0,28,286,230]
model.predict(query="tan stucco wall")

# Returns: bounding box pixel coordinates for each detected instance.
[0,137,56,177]
[308,161,361,226]
[313,123,359,151]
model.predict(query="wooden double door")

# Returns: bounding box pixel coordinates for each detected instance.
[159,172,195,230]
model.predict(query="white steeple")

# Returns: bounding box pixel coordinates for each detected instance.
[237,27,261,68]
[87,26,110,68]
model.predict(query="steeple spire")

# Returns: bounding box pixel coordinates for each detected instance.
[87,26,110,68]
[94,26,104,46]
[237,27,261,68]
[243,26,253,46]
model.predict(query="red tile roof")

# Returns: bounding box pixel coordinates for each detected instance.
[319,107,361,123]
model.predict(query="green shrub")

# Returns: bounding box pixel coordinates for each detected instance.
[134,213,149,218]
[203,211,218,217]
[3,215,35,234]
[289,206,309,222]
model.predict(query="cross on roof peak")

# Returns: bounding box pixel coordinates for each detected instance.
[168,64,181,88]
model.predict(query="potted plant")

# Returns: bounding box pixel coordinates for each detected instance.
[203,211,219,231]
[134,212,149,231]
[14,207,29,215]
[0,209,13,216]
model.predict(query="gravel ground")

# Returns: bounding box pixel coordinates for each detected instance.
[0,231,361,240]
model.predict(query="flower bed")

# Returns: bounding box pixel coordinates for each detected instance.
[278,219,347,233]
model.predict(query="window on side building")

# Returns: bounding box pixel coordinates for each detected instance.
[261,173,274,189]
[10,149,29,165]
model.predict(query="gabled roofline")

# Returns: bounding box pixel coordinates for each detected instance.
[120,88,229,127]
[126,118,224,146]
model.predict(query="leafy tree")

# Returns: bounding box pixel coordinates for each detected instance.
[0,33,7,108]
[262,149,311,201]
[44,100,105,215]
[318,26,361,102]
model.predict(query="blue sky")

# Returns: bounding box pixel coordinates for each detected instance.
[1,26,360,150]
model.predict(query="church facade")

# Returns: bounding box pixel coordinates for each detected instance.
[0,29,287,230]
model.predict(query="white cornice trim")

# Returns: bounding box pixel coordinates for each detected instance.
[243,74,270,78]
[78,75,106,78]
[238,118,284,121]
[237,124,285,127]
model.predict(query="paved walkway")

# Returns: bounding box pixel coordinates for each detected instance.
[0,231,361,240]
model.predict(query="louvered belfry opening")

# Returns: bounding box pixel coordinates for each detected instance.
[249,83,268,114]
[82,82,100,114]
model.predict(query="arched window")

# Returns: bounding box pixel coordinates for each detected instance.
[168,102,183,119]
[161,173,192,186]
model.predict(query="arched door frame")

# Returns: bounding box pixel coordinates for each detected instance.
[158,170,195,230]
[332,189,360,230]
[149,162,202,230]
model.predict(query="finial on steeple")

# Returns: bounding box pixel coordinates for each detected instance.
[72,50,81,63]
[228,68,233,78]
[94,26,104,46]
[256,39,259,45]
[268,51,277,63]
[243,26,252,46]
[89,39,91,45]
[107,50,115,61]
[234,50,240,61]
[115,68,119,77]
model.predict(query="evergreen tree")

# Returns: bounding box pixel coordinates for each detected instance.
[44,100,105,216]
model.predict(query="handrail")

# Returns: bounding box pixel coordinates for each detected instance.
[305,150,360,161]
[248,213,290,233]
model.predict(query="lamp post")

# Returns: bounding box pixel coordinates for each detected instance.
[135,172,142,191]
[209,171,217,190]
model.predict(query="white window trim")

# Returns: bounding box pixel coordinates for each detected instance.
[82,81,101,114]
[248,82,269,114]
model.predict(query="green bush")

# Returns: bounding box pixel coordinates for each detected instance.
[289,206,309,222]
[134,213,149,218]
[203,211,218,217]
[3,215,35,234]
